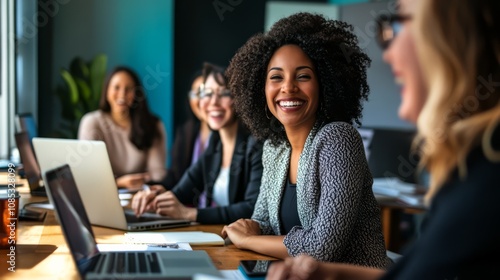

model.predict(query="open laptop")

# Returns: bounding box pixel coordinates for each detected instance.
[14,132,47,196]
[33,137,191,231]
[43,164,221,279]
[15,112,38,142]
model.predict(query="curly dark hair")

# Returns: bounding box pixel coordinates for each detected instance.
[226,12,371,145]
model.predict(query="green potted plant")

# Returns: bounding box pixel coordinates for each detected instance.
[55,54,107,138]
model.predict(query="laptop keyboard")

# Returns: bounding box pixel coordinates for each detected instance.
[125,212,164,223]
[94,252,162,274]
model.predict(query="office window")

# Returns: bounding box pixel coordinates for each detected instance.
[16,0,38,130]
[0,0,16,159]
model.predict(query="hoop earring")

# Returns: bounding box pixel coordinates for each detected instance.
[265,106,271,120]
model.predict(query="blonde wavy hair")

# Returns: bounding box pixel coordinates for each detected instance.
[414,0,500,204]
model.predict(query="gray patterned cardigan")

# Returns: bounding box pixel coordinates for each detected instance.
[251,122,391,269]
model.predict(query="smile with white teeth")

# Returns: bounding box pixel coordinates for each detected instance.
[116,99,127,105]
[209,111,224,117]
[279,100,305,107]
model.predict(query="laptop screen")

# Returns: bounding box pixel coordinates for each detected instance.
[15,113,38,142]
[359,127,418,183]
[15,132,42,190]
[44,164,100,275]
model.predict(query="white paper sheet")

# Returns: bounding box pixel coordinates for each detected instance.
[124,231,224,246]
[97,242,192,251]
[193,269,247,280]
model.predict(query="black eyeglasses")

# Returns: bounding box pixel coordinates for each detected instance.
[375,14,412,50]
[188,89,199,99]
[199,86,232,101]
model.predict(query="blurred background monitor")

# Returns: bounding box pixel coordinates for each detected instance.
[15,112,38,143]
[358,127,420,184]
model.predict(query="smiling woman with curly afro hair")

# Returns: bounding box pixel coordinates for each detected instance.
[226,12,371,145]
[222,13,391,269]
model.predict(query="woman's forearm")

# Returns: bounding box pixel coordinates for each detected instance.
[242,235,289,259]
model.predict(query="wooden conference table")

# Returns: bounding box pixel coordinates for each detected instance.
[378,198,426,252]
[0,174,426,278]
[0,183,272,279]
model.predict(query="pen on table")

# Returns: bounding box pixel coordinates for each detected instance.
[147,243,182,249]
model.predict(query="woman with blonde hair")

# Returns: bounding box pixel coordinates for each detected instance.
[267,0,500,279]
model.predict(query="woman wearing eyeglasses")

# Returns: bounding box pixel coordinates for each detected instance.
[267,0,500,279]
[221,13,391,268]
[131,62,264,225]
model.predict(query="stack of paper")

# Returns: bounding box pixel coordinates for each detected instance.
[372,177,417,197]
[194,270,247,280]
[124,231,225,246]
[398,194,424,206]
[97,242,192,251]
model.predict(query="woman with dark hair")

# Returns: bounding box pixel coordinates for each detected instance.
[78,66,166,190]
[267,0,500,279]
[221,12,390,268]
[131,62,263,225]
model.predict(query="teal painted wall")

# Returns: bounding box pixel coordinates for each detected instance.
[51,0,173,166]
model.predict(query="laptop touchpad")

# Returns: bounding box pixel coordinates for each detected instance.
[162,258,212,268]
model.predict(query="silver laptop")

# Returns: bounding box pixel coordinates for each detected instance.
[43,164,221,279]
[33,137,191,231]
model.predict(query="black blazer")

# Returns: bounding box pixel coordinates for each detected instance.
[162,118,201,189]
[170,123,264,224]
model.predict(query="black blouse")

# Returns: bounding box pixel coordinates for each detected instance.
[279,179,302,234]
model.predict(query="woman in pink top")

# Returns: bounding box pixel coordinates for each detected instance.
[78,66,167,190]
